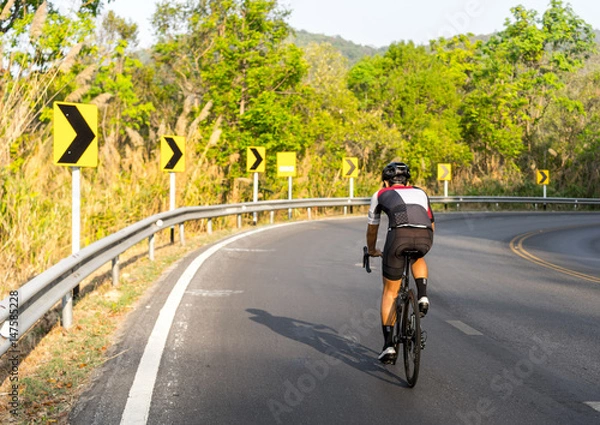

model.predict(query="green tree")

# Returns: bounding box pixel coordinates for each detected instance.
[348,41,471,183]
[88,11,154,155]
[299,42,401,197]
[460,0,596,181]
[201,0,307,165]
[0,0,112,34]
[537,68,600,197]
[152,0,308,201]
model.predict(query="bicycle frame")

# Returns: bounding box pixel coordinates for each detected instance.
[391,251,416,343]
[396,252,415,318]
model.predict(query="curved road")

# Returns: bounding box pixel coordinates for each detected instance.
[71,212,600,425]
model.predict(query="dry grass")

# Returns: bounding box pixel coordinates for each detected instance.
[29,1,48,42]
[0,0,16,21]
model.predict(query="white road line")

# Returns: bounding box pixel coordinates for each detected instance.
[185,289,244,297]
[446,320,483,336]
[584,402,600,412]
[119,222,296,425]
[223,248,274,252]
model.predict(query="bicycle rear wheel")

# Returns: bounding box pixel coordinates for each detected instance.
[401,289,421,387]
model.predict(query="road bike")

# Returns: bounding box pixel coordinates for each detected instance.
[363,246,425,387]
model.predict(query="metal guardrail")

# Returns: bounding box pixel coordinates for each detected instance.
[0,195,598,357]
[432,196,600,205]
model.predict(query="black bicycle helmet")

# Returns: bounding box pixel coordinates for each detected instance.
[381,162,411,184]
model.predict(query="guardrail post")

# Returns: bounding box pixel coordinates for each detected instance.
[344,206,347,215]
[149,234,155,261]
[180,224,185,246]
[112,256,120,287]
[288,176,293,220]
[270,211,274,224]
[308,208,312,220]
[61,292,73,329]
[207,219,213,234]
[237,214,242,228]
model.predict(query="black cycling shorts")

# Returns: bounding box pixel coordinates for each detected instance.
[382,227,433,280]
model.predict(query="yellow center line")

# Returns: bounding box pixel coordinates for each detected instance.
[509,229,600,284]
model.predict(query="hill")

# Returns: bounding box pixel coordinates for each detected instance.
[290,29,388,65]
[290,28,600,66]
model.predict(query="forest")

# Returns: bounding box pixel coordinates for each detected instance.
[1,0,600,285]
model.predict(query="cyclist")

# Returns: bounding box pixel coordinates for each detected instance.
[366,161,435,363]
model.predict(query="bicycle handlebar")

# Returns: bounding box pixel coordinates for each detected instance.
[362,246,372,273]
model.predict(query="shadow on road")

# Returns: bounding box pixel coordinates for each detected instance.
[246,308,408,387]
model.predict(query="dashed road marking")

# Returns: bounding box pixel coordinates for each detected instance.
[447,320,483,336]
[584,401,600,412]
[186,289,244,297]
[223,248,274,252]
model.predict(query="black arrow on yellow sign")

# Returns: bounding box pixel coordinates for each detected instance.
[345,158,356,176]
[439,165,449,180]
[538,170,548,185]
[56,104,96,164]
[164,137,183,170]
[250,148,264,171]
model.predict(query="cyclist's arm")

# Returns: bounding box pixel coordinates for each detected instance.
[366,224,382,257]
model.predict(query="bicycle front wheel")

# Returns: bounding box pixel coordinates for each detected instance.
[401,289,421,387]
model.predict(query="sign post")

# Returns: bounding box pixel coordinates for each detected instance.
[343,157,359,214]
[277,152,296,219]
[53,101,98,328]
[537,170,549,210]
[247,147,265,224]
[437,163,452,197]
[437,163,452,211]
[72,167,81,255]
[161,135,186,243]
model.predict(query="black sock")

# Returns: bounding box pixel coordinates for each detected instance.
[415,278,428,299]
[382,325,393,347]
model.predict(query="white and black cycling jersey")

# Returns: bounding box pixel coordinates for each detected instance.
[367,186,434,229]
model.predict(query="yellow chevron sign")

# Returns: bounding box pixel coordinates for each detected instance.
[161,136,185,172]
[343,157,359,178]
[53,102,98,167]
[537,170,549,185]
[437,163,452,181]
[247,147,266,173]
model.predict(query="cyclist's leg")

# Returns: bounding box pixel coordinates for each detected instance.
[381,276,401,326]
[411,257,428,279]
[379,276,401,362]
[409,228,434,316]
[380,231,404,362]
[412,257,429,299]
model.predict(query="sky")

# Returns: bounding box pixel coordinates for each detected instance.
[102,0,600,48]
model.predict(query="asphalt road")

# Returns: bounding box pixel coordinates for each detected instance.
[70,212,600,425]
